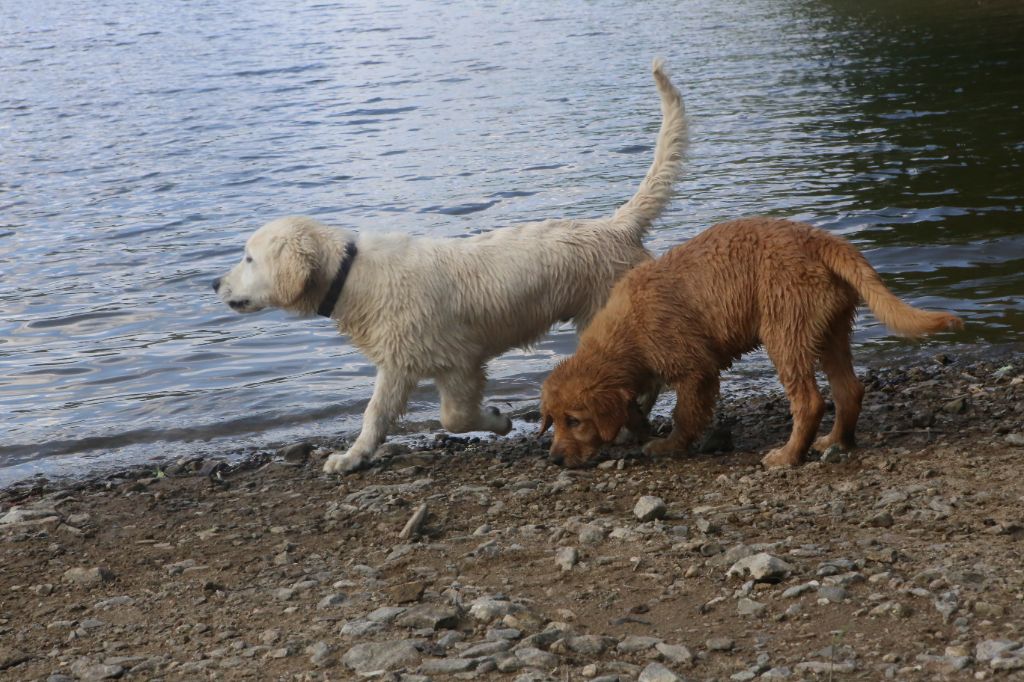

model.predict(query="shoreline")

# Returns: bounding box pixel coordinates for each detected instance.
[2,351,1023,680]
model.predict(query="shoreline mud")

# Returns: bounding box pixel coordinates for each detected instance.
[2,349,1023,680]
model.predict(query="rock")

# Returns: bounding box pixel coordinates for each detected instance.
[69,660,124,680]
[795,661,856,674]
[460,640,514,657]
[992,657,1024,671]
[0,647,30,671]
[942,397,967,414]
[306,641,335,667]
[277,442,312,464]
[761,667,792,679]
[578,524,607,545]
[975,639,1021,662]
[634,496,667,522]
[63,567,115,587]
[782,582,818,598]
[0,507,58,525]
[727,553,794,583]
[1005,433,1024,447]
[655,642,693,665]
[470,597,518,621]
[367,606,407,623]
[617,635,662,653]
[973,600,1005,618]
[340,619,385,637]
[341,639,421,673]
[817,586,847,602]
[638,661,682,682]
[317,594,347,609]
[706,637,735,652]
[420,658,476,674]
[396,604,460,630]
[566,635,616,655]
[388,580,426,604]
[869,511,894,528]
[515,647,560,668]
[555,547,579,571]
[736,598,766,617]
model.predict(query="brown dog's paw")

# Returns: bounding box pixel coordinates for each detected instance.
[642,437,686,457]
[812,434,854,453]
[761,447,801,468]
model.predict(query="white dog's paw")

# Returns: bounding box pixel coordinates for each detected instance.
[322,449,371,475]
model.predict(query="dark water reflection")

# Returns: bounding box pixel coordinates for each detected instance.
[0,0,1021,485]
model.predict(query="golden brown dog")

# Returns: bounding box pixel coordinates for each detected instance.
[539,217,963,468]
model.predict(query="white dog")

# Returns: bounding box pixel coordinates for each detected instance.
[214,59,686,474]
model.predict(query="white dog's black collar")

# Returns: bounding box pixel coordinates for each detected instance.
[317,241,358,317]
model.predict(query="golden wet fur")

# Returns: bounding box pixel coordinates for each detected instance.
[540,217,963,468]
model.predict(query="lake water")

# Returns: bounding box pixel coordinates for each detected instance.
[1,0,1022,486]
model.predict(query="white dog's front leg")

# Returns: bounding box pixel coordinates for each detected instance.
[323,367,416,474]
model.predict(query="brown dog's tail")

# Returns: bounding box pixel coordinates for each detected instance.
[821,235,963,337]
[610,58,688,237]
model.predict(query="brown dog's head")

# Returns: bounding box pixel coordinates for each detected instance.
[539,360,641,467]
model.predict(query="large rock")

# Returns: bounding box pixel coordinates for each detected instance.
[342,639,421,673]
[63,567,116,587]
[470,597,517,621]
[396,604,460,630]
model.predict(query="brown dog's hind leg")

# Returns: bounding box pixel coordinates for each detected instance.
[812,317,864,453]
[643,373,719,457]
[761,340,825,468]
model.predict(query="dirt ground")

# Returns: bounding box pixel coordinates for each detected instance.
[2,349,1023,681]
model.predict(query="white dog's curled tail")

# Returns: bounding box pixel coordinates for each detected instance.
[611,57,688,236]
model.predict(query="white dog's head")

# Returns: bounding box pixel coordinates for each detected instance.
[213,216,356,316]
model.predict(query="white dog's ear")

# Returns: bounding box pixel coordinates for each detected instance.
[271,232,323,311]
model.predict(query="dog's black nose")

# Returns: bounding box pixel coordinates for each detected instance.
[550,453,564,466]
[212,278,221,292]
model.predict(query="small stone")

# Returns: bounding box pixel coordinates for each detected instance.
[706,637,735,651]
[782,582,818,599]
[277,442,312,464]
[817,586,847,602]
[618,635,662,653]
[399,503,429,540]
[317,594,347,609]
[366,606,407,623]
[975,639,1021,662]
[655,642,693,665]
[1006,433,1024,447]
[515,647,560,668]
[555,547,579,572]
[973,601,1005,618]
[419,658,475,674]
[63,567,115,587]
[341,639,421,673]
[566,635,615,655]
[942,397,967,414]
[727,553,794,583]
[470,597,517,621]
[306,641,335,667]
[0,647,30,671]
[869,511,894,528]
[638,661,682,682]
[388,580,425,604]
[736,598,766,617]
[396,604,460,630]
[578,524,607,545]
[69,661,124,680]
[634,496,667,522]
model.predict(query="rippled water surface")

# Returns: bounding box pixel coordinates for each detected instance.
[1,0,1022,485]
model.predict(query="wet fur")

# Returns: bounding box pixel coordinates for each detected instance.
[215,60,688,474]
[540,217,963,468]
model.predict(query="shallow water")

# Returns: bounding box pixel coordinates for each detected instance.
[1,0,1022,486]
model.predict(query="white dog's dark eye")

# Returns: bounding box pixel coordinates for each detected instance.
[245,256,253,263]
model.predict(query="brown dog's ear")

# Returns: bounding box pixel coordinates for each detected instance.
[590,388,634,443]
[538,412,553,435]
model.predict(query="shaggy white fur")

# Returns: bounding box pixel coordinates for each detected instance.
[214,59,687,474]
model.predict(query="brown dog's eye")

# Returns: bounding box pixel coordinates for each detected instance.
[566,417,580,428]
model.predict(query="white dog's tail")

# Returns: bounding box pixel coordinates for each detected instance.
[610,58,688,236]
